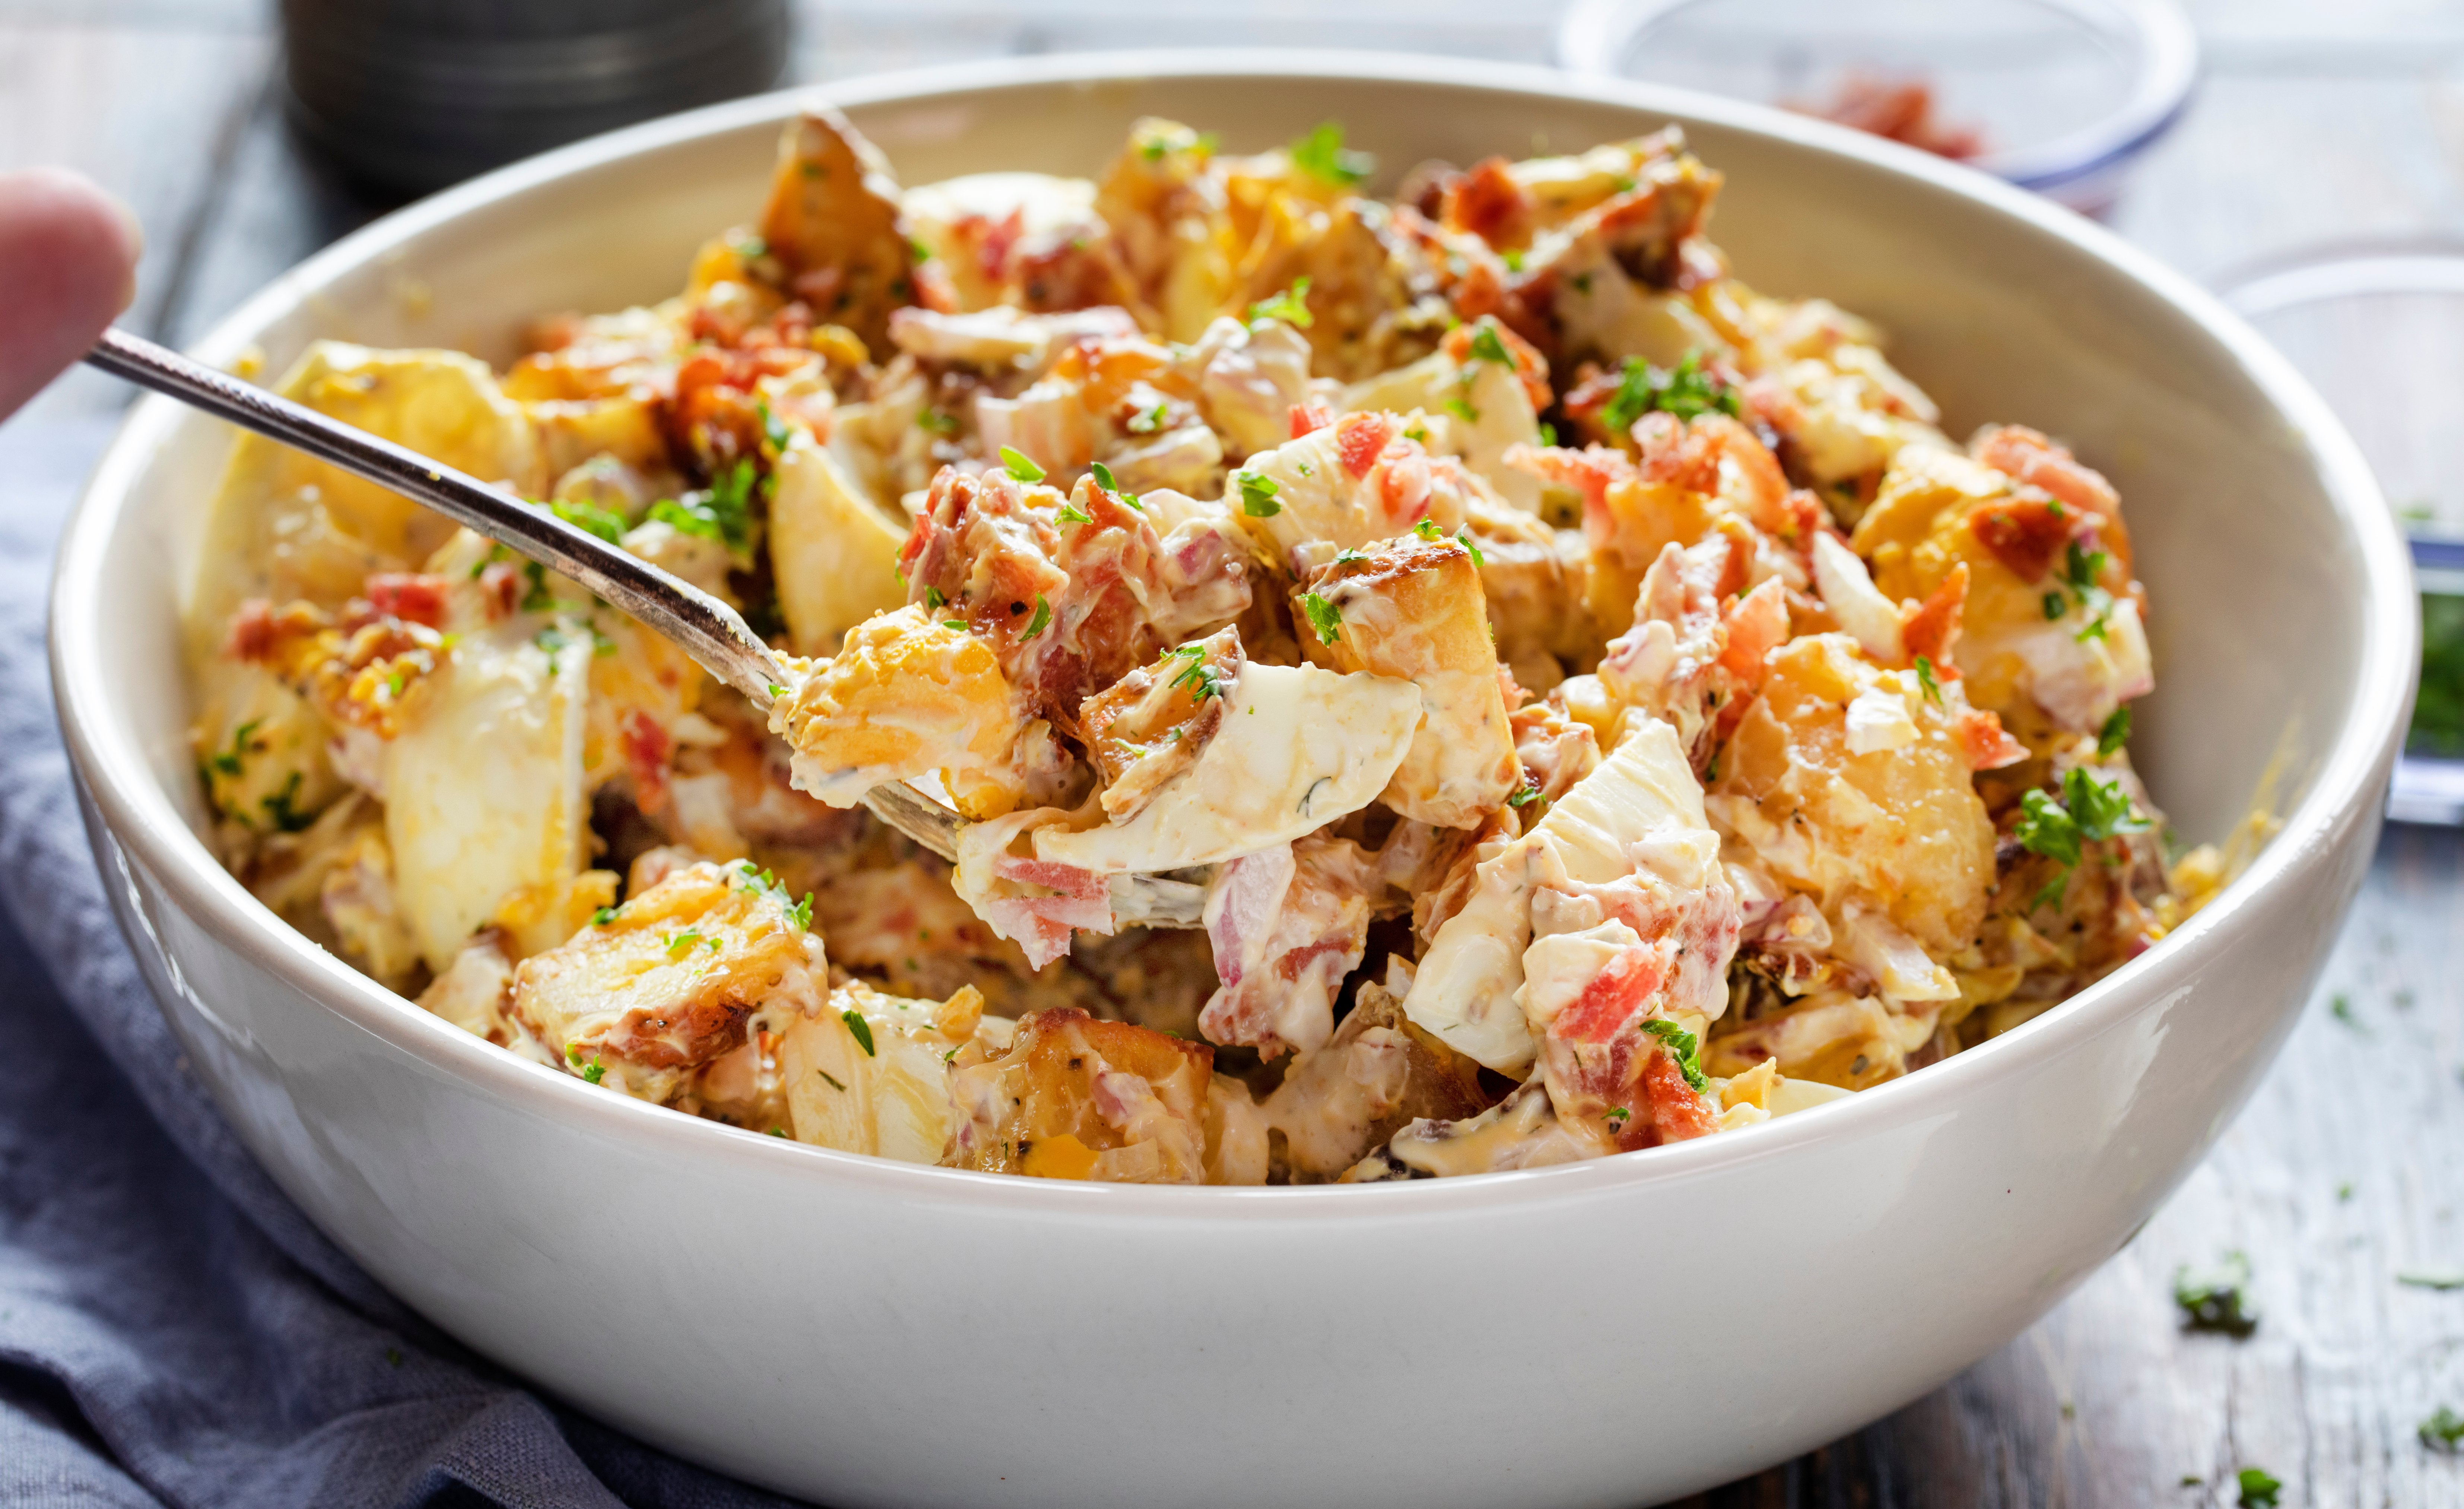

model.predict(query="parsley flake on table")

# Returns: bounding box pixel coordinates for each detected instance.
[2173,1250,2260,1335]
[2422,1405,2464,1451]
[2236,1466,2281,1506]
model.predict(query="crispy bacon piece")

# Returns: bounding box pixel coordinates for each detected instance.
[1955,708,2029,770]
[1440,156,1534,248]
[1288,401,1334,438]
[1900,561,1968,666]
[1972,424,2118,519]
[1969,496,2072,583]
[362,573,450,629]
[1333,410,1398,480]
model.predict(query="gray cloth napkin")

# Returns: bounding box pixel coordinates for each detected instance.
[0,399,801,1508]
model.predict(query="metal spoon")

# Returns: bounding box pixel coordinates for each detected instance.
[85,327,1205,928]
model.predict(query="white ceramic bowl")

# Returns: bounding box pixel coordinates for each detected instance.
[52,52,2410,1509]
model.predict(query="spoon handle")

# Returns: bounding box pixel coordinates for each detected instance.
[83,327,788,706]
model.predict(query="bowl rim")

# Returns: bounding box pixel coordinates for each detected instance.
[51,47,2411,1221]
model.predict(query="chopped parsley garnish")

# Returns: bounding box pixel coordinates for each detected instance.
[2014,767,2150,909]
[646,461,755,554]
[1454,527,1484,568]
[518,560,555,612]
[2422,1405,2464,1451]
[1914,655,1944,706]
[1641,1018,1708,1092]
[591,907,619,927]
[756,396,796,453]
[663,931,705,958]
[942,619,967,631]
[2172,1251,2260,1335]
[1501,248,1524,273]
[1443,395,1479,425]
[1023,594,1052,638]
[1088,460,1141,510]
[1600,349,1740,433]
[841,1009,876,1057]
[261,771,315,833]
[2397,1267,2464,1290]
[1301,590,1343,645]
[1236,471,1282,517]
[1538,421,1558,446]
[2236,1467,2281,1507]
[2060,539,2116,641]
[552,498,628,544]
[1466,323,1515,368]
[1289,121,1374,187]
[2041,591,2066,621]
[2097,706,2131,758]
[917,408,959,437]
[581,1056,605,1085]
[924,586,947,610]
[731,234,767,261]
[1246,276,1314,329]
[1056,498,1092,525]
[1604,1106,1629,1126]
[732,861,814,931]
[1127,400,1168,434]
[1506,783,1542,807]
[1000,446,1045,483]
[207,719,262,778]
[1165,645,1223,700]
[816,1069,847,1092]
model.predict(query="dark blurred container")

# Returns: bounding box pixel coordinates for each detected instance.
[283,0,791,196]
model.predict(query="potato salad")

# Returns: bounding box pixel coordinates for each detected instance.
[187,109,2220,1185]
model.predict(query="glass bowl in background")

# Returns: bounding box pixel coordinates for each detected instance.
[2216,245,2464,825]
[1554,0,2198,215]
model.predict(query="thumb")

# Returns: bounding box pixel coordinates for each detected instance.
[0,168,143,423]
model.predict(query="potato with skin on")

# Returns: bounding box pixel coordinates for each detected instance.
[756,108,920,358]
[946,1007,1217,1183]
[1080,627,1244,820]
[771,604,1031,820]
[1852,438,2146,747]
[1293,533,1521,828]
[512,859,828,1106]
[1263,981,1492,1183]
[1707,633,1995,960]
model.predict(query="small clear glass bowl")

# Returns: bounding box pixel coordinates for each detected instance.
[2214,244,2464,824]
[1554,0,2199,215]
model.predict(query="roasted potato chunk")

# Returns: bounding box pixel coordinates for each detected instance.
[947,1008,1214,1183]
[1708,633,1995,958]
[1080,627,1244,819]
[1296,533,1520,828]
[1263,982,1492,1182]
[757,108,920,357]
[513,860,827,1104]
[773,605,1031,819]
